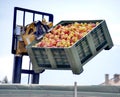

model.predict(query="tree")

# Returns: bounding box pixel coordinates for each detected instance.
[0,76,8,84]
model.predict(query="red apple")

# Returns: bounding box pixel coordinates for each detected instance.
[34,22,99,48]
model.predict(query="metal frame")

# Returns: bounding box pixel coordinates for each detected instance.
[11,7,54,84]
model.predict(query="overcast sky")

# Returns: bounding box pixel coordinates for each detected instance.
[0,0,120,85]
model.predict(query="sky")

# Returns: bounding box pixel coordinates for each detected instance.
[0,0,120,85]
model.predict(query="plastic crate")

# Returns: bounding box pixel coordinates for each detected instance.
[27,20,113,74]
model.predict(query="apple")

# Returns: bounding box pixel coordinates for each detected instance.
[35,22,99,48]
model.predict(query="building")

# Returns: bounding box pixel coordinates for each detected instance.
[101,74,120,85]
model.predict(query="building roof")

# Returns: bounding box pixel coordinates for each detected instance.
[0,84,120,97]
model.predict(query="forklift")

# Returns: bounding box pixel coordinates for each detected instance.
[11,7,53,84]
[11,7,113,84]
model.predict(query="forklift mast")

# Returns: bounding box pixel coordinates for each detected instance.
[11,7,53,84]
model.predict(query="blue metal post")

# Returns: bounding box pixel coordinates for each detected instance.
[12,55,22,83]
[31,73,40,84]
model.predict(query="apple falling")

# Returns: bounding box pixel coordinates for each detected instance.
[35,22,99,48]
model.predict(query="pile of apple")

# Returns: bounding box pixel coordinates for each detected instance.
[35,22,99,48]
